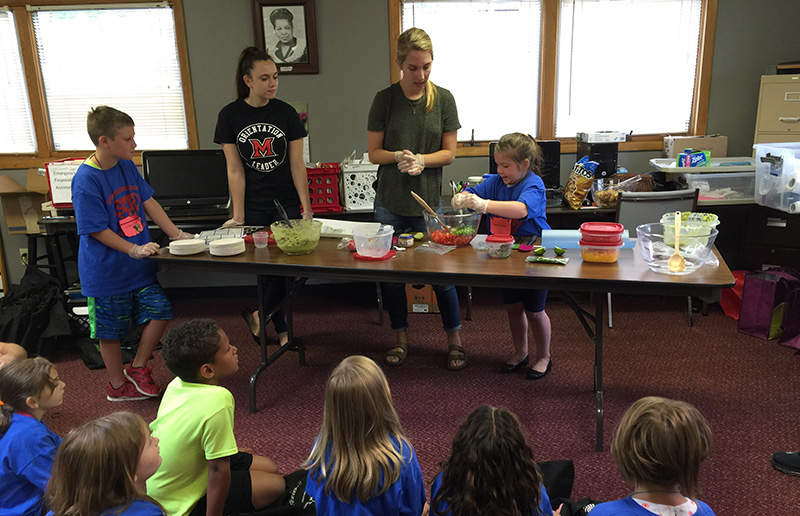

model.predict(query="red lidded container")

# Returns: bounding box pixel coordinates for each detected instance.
[579,222,625,244]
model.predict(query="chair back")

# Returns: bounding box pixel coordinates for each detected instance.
[615,189,699,238]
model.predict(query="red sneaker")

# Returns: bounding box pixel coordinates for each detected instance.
[107,379,150,402]
[124,364,160,397]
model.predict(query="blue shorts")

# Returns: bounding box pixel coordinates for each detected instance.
[501,288,548,313]
[88,283,172,340]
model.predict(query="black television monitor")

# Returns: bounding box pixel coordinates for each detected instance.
[488,139,560,189]
[142,149,229,210]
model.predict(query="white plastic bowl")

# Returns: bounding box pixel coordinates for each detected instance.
[353,224,394,257]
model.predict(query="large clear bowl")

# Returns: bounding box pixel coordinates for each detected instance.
[353,224,394,257]
[423,210,481,246]
[636,222,718,275]
[270,219,322,255]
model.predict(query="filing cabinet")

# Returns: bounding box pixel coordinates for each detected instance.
[754,75,800,145]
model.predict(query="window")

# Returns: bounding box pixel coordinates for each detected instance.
[0,0,196,168]
[392,0,716,153]
[402,1,542,141]
[0,9,36,154]
[556,0,702,137]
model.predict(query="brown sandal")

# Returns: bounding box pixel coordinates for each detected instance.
[447,344,467,371]
[384,342,408,367]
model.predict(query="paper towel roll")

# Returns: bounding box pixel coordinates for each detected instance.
[786,175,800,194]
[790,201,800,214]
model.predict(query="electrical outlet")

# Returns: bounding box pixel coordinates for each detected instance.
[19,248,28,265]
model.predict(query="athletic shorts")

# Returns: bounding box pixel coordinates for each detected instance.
[501,288,548,313]
[188,452,255,516]
[88,282,172,340]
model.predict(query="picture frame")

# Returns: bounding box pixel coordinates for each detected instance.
[251,0,319,74]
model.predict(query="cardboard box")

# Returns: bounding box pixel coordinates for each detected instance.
[0,169,50,234]
[406,284,439,313]
[663,135,728,158]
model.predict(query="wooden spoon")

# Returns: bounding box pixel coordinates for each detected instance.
[410,191,451,231]
[667,211,686,272]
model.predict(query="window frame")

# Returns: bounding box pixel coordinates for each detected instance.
[389,0,718,156]
[1,0,197,169]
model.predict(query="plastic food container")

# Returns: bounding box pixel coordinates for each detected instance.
[579,238,623,263]
[353,224,394,257]
[486,235,515,258]
[579,222,625,244]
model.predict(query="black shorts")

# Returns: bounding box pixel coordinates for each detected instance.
[501,288,548,313]
[188,452,254,516]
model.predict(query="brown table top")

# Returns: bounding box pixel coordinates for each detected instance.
[151,238,735,299]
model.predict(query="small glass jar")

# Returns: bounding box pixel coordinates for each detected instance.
[397,233,414,247]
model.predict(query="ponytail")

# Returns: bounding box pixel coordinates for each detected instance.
[397,28,438,114]
[495,133,544,177]
[235,46,273,99]
[0,357,56,434]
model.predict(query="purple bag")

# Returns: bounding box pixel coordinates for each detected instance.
[738,268,800,341]
[778,288,800,355]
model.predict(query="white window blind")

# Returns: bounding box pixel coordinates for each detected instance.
[556,0,702,137]
[0,9,37,153]
[402,1,541,141]
[31,5,188,151]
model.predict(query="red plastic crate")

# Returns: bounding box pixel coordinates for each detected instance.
[306,163,342,213]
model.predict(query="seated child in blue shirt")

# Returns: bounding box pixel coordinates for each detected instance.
[590,396,716,516]
[146,319,285,516]
[72,105,193,402]
[46,411,165,516]
[430,405,554,516]
[0,357,65,516]
[304,355,426,515]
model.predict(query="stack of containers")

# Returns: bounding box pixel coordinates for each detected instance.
[753,142,800,214]
[579,222,625,263]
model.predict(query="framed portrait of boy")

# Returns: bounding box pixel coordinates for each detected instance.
[251,0,319,74]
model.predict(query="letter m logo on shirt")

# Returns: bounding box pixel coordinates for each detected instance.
[250,137,276,159]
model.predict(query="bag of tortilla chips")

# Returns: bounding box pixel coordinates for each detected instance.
[563,156,599,210]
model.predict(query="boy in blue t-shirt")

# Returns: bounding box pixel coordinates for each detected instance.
[72,105,193,401]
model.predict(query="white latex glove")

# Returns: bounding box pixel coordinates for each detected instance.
[128,242,160,259]
[222,218,244,228]
[302,210,314,220]
[398,151,424,176]
[452,192,489,214]
[170,230,195,241]
[394,150,403,163]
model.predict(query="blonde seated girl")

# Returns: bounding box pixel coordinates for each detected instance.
[304,355,426,515]
[46,411,164,516]
[591,396,716,516]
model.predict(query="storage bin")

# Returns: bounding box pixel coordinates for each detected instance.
[684,171,755,205]
[341,162,378,212]
[307,163,342,213]
[753,142,800,213]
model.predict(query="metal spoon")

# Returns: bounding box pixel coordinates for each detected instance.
[667,211,686,272]
[410,191,452,231]
[273,199,294,228]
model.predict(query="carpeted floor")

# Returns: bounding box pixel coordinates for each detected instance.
[43,283,800,514]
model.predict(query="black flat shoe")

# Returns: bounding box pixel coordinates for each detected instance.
[526,359,552,380]
[500,354,530,373]
[240,310,260,345]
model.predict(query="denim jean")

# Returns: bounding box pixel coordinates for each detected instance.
[373,197,462,332]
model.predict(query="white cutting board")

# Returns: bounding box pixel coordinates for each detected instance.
[319,219,380,238]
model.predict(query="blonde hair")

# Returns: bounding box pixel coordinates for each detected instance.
[46,412,162,516]
[611,396,712,499]
[304,355,411,502]
[86,106,134,146]
[397,27,437,114]
[495,133,544,177]
[0,357,57,434]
